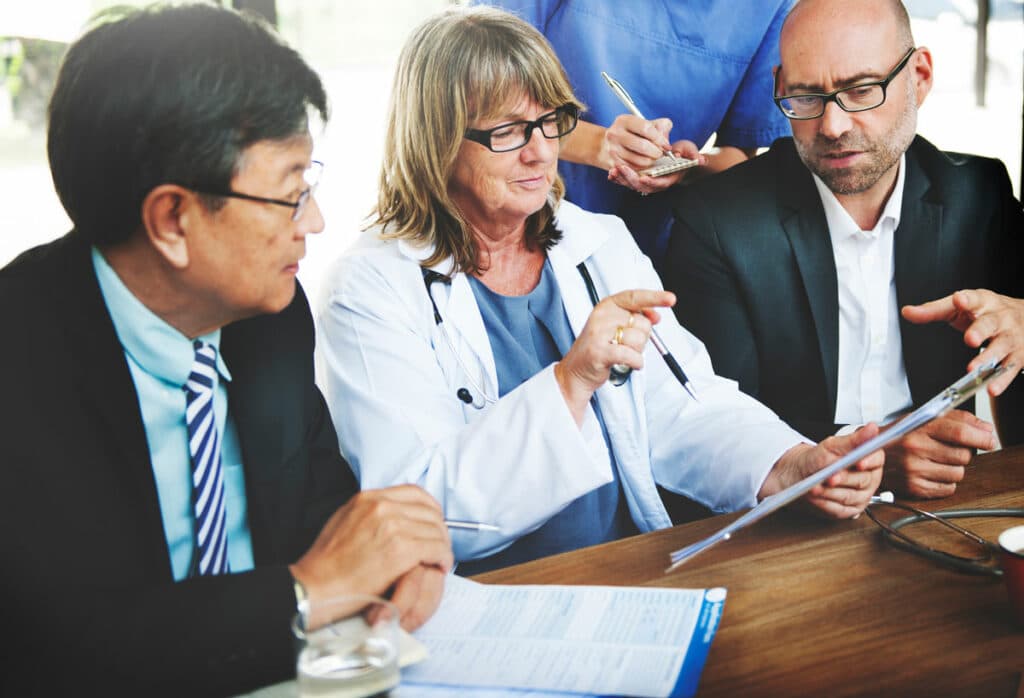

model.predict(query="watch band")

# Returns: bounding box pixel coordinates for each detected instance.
[292,576,309,615]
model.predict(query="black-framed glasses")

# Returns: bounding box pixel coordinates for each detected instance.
[774,47,917,120]
[464,104,579,153]
[191,160,323,221]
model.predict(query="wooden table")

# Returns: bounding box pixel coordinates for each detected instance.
[476,446,1024,697]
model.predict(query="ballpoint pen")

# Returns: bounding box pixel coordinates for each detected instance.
[445,520,501,532]
[600,71,703,176]
[576,261,699,401]
[649,328,698,402]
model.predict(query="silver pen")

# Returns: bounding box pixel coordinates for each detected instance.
[601,71,683,161]
[445,520,501,532]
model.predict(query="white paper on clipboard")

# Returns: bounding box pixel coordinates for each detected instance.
[665,360,1007,572]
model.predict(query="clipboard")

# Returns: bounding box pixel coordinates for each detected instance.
[665,360,1007,572]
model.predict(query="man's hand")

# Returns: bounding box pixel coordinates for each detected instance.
[289,485,452,628]
[881,409,995,499]
[902,289,1024,396]
[762,424,885,519]
[388,564,446,631]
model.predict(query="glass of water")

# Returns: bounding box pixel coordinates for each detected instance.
[292,594,400,697]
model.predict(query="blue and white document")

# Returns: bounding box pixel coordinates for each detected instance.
[402,576,726,697]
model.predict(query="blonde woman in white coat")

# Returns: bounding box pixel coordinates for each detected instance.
[316,6,884,573]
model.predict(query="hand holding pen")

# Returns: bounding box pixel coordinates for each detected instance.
[555,288,697,427]
[600,71,706,193]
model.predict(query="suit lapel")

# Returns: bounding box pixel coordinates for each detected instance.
[778,149,841,411]
[894,141,944,402]
[894,141,943,311]
[56,235,170,576]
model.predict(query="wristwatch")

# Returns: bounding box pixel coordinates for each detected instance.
[292,575,309,615]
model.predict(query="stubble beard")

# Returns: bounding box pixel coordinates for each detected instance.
[794,85,918,196]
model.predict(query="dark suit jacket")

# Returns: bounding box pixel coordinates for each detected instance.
[0,232,358,696]
[664,136,1024,443]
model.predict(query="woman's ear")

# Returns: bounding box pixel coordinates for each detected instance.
[140,184,196,269]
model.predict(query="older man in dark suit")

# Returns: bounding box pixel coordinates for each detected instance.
[0,5,451,695]
[664,0,1023,500]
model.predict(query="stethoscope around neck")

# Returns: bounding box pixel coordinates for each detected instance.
[421,262,624,409]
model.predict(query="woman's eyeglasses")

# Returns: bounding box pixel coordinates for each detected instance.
[464,104,580,153]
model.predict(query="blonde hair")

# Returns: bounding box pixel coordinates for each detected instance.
[372,5,583,274]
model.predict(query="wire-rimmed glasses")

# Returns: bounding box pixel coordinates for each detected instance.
[774,47,917,120]
[464,104,579,152]
[190,160,323,221]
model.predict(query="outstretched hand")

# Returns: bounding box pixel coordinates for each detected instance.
[902,289,1024,395]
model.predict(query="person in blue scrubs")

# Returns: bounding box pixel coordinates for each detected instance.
[477,0,794,264]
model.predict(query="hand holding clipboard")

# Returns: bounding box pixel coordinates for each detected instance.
[665,360,1007,572]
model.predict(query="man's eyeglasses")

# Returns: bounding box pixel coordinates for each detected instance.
[774,47,917,120]
[464,104,579,153]
[191,160,323,221]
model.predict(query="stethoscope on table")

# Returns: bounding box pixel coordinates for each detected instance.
[422,262,698,409]
[865,491,1024,577]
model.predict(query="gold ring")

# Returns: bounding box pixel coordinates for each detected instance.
[611,326,625,345]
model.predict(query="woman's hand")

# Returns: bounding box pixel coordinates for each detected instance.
[603,115,703,195]
[760,424,885,519]
[554,289,676,424]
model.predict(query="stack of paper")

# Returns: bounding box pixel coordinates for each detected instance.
[400,576,726,698]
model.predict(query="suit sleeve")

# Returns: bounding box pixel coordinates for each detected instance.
[989,160,1024,445]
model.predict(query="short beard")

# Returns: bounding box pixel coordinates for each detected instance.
[795,83,918,195]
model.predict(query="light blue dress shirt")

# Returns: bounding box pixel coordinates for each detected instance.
[92,248,254,580]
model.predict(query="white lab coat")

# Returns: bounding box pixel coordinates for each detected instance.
[316,200,805,561]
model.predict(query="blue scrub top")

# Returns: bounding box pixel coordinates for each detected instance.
[457,259,637,575]
[480,0,794,261]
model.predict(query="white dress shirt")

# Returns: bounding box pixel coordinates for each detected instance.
[812,155,914,426]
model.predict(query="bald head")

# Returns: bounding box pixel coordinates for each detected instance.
[781,0,914,59]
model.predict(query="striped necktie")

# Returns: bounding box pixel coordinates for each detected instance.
[184,340,230,576]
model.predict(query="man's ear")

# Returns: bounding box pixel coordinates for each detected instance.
[911,46,934,107]
[140,184,199,269]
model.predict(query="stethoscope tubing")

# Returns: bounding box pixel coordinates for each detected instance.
[867,503,1024,577]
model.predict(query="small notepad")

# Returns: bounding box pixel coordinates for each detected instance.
[640,154,700,178]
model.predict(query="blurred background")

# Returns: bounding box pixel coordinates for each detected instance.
[1,0,1021,308]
